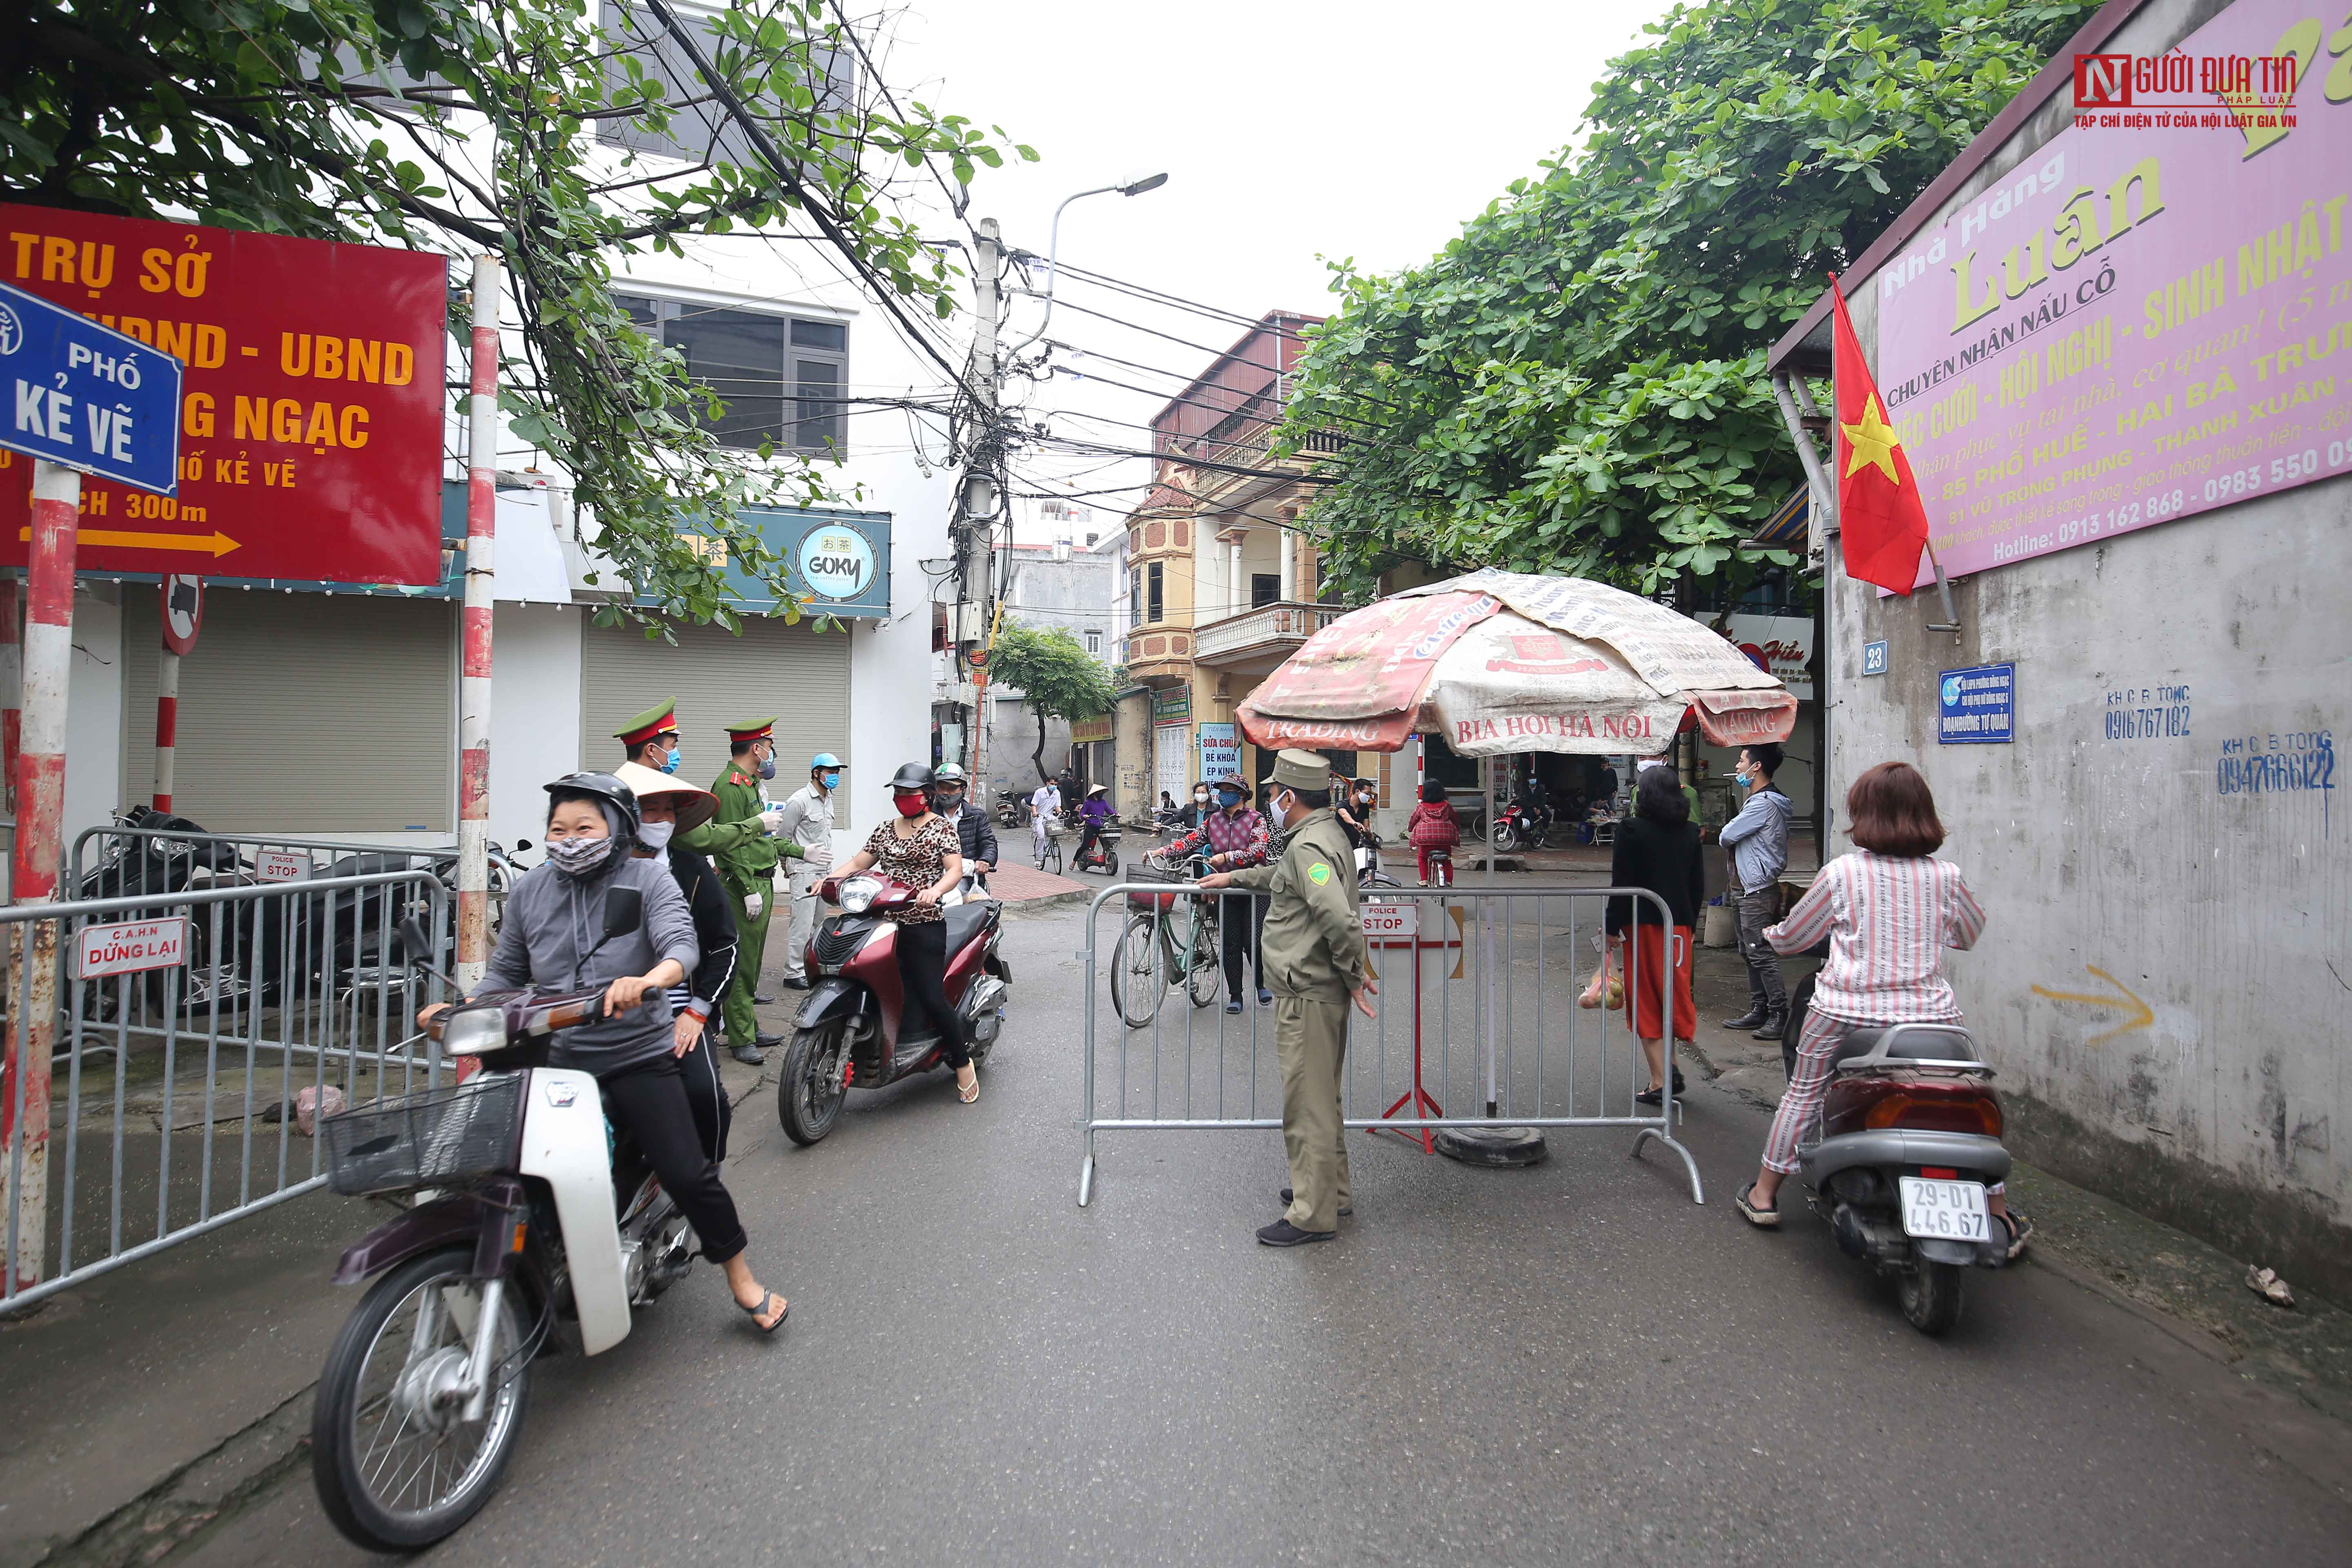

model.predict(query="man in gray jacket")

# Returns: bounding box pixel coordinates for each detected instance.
[1717,742,1794,1041]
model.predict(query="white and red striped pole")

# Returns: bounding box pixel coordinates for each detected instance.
[4,460,81,1292]
[152,649,179,812]
[0,577,20,830]
[454,253,500,994]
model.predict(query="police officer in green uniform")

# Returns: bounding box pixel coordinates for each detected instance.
[711,717,802,1065]
[614,699,685,774]
[1199,749,1379,1246]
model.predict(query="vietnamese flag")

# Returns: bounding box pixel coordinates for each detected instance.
[1829,274,1929,595]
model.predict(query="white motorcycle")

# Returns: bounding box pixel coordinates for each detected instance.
[310,904,692,1550]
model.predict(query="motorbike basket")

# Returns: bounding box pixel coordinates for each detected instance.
[323,1075,528,1197]
[1125,861,1188,911]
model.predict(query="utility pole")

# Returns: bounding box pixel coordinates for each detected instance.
[958,218,1002,801]
[455,254,501,996]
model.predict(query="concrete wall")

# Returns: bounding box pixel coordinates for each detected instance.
[486,602,584,853]
[1827,0,2350,1299]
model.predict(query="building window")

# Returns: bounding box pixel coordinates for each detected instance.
[1129,568,1142,626]
[614,293,847,454]
[1147,562,1164,624]
[1085,630,1102,655]
[1251,572,1280,608]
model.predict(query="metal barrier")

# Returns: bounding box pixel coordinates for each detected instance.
[1077,882,1703,1207]
[1,870,452,1309]
[71,823,458,889]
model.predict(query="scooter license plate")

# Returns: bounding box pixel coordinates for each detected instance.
[1898,1177,1989,1241]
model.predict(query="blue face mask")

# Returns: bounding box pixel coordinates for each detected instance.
[661,746,681,775]
[820,771,840,790]
[757,754,777,780]
[1735,771,1753,788]
[1217,788,1242,808]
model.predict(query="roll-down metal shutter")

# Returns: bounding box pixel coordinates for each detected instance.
[579,615,851,784]
[121,587,455,833]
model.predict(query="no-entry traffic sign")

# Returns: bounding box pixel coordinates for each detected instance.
[161,572,203,653]
[0,207,448,584]
[0,280,181,495]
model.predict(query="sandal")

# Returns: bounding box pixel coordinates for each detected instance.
[957,1069,980,1105]
[1736,1183,1781,1229]
[738,1290,789,1334]
[1998,1208,2033,1261]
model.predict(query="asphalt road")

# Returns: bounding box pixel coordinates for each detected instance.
[184,896,2352,1566]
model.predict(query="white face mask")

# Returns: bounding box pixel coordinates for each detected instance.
[637,819,676,851]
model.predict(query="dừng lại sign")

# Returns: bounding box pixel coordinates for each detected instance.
[1870,0,2349,586]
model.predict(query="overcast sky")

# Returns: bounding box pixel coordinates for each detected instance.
[878,0,1681,537]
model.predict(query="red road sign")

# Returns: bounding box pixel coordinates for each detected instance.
[0,207,448,584]
[74,916,189,979]
[160,572,203,653]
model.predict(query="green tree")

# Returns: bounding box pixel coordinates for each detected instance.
[1280,0,2093,601]
[984,622,1115,786]
[5,0,1032,624]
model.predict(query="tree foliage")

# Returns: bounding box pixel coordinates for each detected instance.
[1280,0,2094,601]
[5,0,1033,624]
[984,621,1114,783]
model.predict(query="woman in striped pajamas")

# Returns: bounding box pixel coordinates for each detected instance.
[1736,762,2029,1257]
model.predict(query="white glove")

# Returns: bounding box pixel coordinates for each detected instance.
[759,808,789,835]
[744,891,765,920]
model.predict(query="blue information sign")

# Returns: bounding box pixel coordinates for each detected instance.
[1938,662,2015,744]
[1862,640,1889,676]
[0,279,182,496]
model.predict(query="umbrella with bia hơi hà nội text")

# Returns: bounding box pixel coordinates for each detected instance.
[1234,569,1797,759]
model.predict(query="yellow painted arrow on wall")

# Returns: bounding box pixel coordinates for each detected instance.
[2031,966,2154,1046]
[18,527,242,557]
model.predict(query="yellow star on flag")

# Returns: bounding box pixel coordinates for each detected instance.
[1840,394,1902,484]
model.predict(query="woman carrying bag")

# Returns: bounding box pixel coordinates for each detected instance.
[1600,766,1703,1105]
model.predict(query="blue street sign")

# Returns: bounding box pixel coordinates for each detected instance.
[1862,639,1889,676]
[1938,662,2014,744]
[0,280,182,496]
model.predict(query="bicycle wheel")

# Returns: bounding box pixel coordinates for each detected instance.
[1109,912,1167,1029]
[1181,895,1223,1007]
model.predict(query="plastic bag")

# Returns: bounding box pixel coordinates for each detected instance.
[294,1084,347,1136]
[1577,945,1624,1011]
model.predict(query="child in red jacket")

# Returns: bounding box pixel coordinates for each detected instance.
[1406,780,1460,886]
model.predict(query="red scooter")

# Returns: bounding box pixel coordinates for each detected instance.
[776,872,1009,1145]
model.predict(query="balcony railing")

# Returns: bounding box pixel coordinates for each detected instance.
[1194,601,1342,666]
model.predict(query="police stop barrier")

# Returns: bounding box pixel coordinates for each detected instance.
[1076,879,1704,1207]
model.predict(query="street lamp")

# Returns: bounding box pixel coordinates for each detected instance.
[1009,171,1170,354]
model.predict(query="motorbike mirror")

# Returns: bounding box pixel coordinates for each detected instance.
[601,886,642,941]
[393,915,435,969]
[514,838,532,853]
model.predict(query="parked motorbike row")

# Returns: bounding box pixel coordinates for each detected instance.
[313,859,1014,1550]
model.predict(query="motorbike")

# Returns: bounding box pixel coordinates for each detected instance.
[311,902,692,1550]
[1488,801,1563,853]
[1069,817,1121,878]
[777,871,1009,1145]
[995,796,1028,829]
[1795,1021,2013,1336]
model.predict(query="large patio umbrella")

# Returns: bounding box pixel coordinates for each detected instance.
[1236,569,1793,1171]
[1236,568,1796,758]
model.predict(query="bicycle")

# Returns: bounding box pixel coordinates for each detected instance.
[1109,853,1223,1029]
[1033,817,1065,876]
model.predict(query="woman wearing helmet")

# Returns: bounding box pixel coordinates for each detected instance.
[831,762,978,1103]
[427,771,790,1333]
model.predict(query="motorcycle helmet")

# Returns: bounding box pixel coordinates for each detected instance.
[543,769,642,837]
[810,752,842,773]
[889,762,936,793]
[933,763,970,785]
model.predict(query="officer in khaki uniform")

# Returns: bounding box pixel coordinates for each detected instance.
[1200,749,1379,1245]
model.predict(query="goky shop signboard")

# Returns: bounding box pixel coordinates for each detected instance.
[0,206,448,584]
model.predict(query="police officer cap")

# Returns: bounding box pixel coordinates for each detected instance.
[614,701,679,745]
[1271,749,1334,792]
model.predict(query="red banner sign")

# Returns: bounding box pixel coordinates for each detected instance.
[0,207,448,584]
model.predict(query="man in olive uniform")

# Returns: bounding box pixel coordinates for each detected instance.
[711,718,800,1065]
[1200,749,1379,1246]
[614,700,684,774]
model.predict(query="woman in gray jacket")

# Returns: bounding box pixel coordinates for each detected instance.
[443,772,788,1333]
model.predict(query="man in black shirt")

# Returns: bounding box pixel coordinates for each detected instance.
[931,764,998,889]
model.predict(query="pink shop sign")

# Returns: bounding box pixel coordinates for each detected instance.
[1870,0,2350,586]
